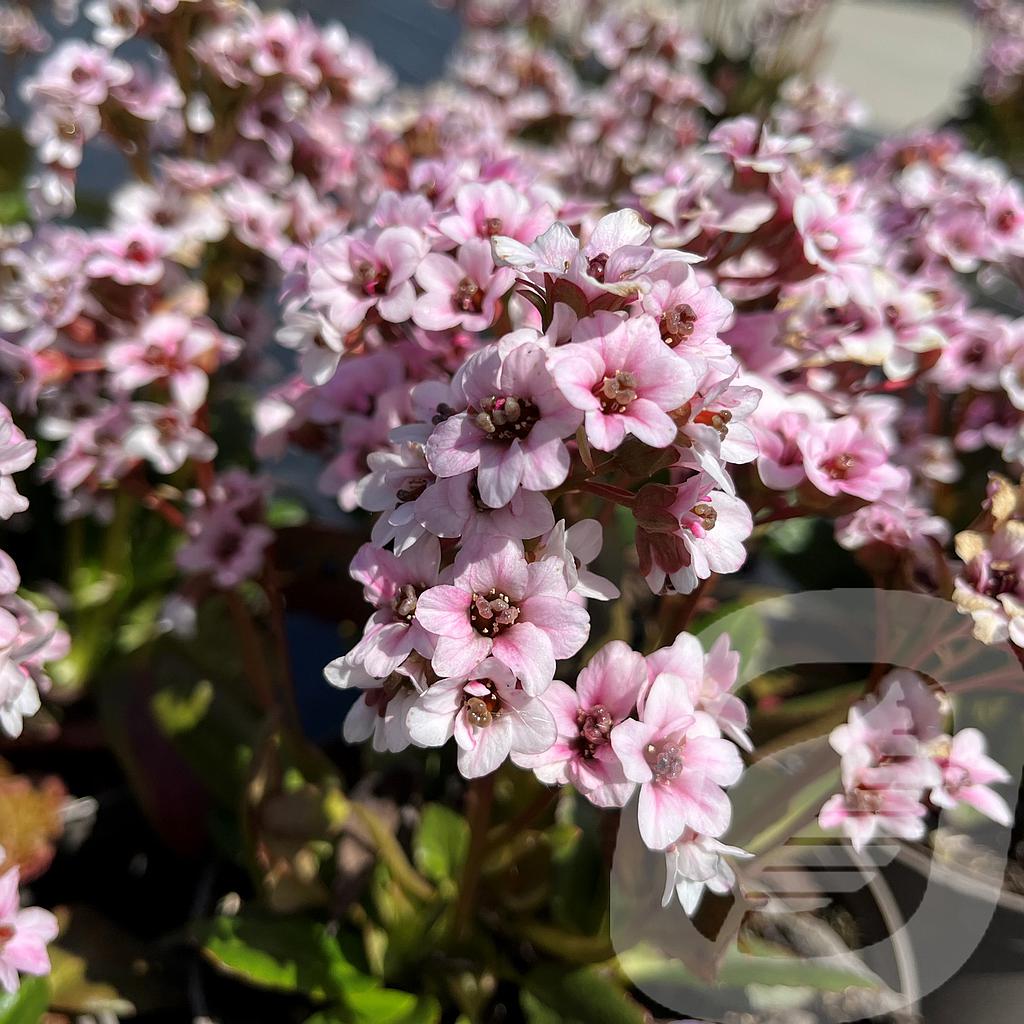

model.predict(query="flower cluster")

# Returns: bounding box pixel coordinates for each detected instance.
[819,669,1012,850]
[4,0,1024,941]
[1,401,67,739]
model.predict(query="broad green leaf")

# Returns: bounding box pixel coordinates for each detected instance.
[413,804,469,885]
[522,965,646,1024]
[0,976,50,1024]
[195,913,370,1000]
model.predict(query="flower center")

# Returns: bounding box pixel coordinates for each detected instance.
[575,704,613,759]
[393,583,421,622]
[689,502,717,531]
[850,787,884,814]
[464,683,502,727]
[694,407,732,439]
[454,276,484,313]
[944,765,971,794]
[474,395,540,442]
[646,740,685,782]
[0,925,13,949]
[987,561,1019,597]
[395,476,430,503]
[483,217,503,236]
[354,259,390,296]
[587,253,609,281]
[469,588,520,637]
[594,370,638,413]
[824,453,856,480]
[661,303,698,346]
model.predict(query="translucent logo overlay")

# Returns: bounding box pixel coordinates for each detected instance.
[610,589,1023,1022]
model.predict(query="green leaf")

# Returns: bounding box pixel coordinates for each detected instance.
[305,992,441,1024]
[522,965,645,1024]
[413,804,469,885]
[0,976,50,1024]
[520,990,563,1024]
[195,913,371,1001]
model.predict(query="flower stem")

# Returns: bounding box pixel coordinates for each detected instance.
[451,773,497,943]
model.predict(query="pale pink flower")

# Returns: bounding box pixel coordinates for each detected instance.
[406,658,557,778]
[0,862,57,994]
[638,474,753,595]
[437,181,554,247]
[533,519,619,602]
[643,632,750,750]
[929,728,1013,826]
[176,507,272,590]
[106,313,237,413]
[425,338,581,508]
[551,313,695,451]
[799,416,908,501]
[415,473,555,545]
[412,238,515,332]
[325,654,426,754]
[640,262,735,376]
[818,753,929,851]
[415,537,590,695]
[0,410,36,521]
[308,226,427,335]
[515,640,645,806]
[611,672,743,850]
[662,831,752,915]
[347,537,441,678]
[85,224,166,286]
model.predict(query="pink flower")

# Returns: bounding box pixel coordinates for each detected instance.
[308,225,427,334]
[0,410,36,521]
[929,729,1013,826]
[414,473,555,545]
[818,755,929,852]
[85,224,166,286]
[515,640,645,806]
[611,672,744,850]
[640,262,735,376]
[437,181,554,247]
[0,861,58,994]
[551,313,695,451]
[412,238,515,332]
[638,474,753,595]
[644,632,751,750]
[347,537,441,677]
[425,338,582,508]
[662,831,751,915]
[106,313,238,413]
[325,654,426,754]
[799,416,908,501]
[406,658,557,778]
[415,537,590,695]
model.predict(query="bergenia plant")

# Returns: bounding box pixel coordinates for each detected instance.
[0,0,1022,1019]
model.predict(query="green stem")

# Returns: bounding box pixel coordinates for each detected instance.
[349,802,436,904]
